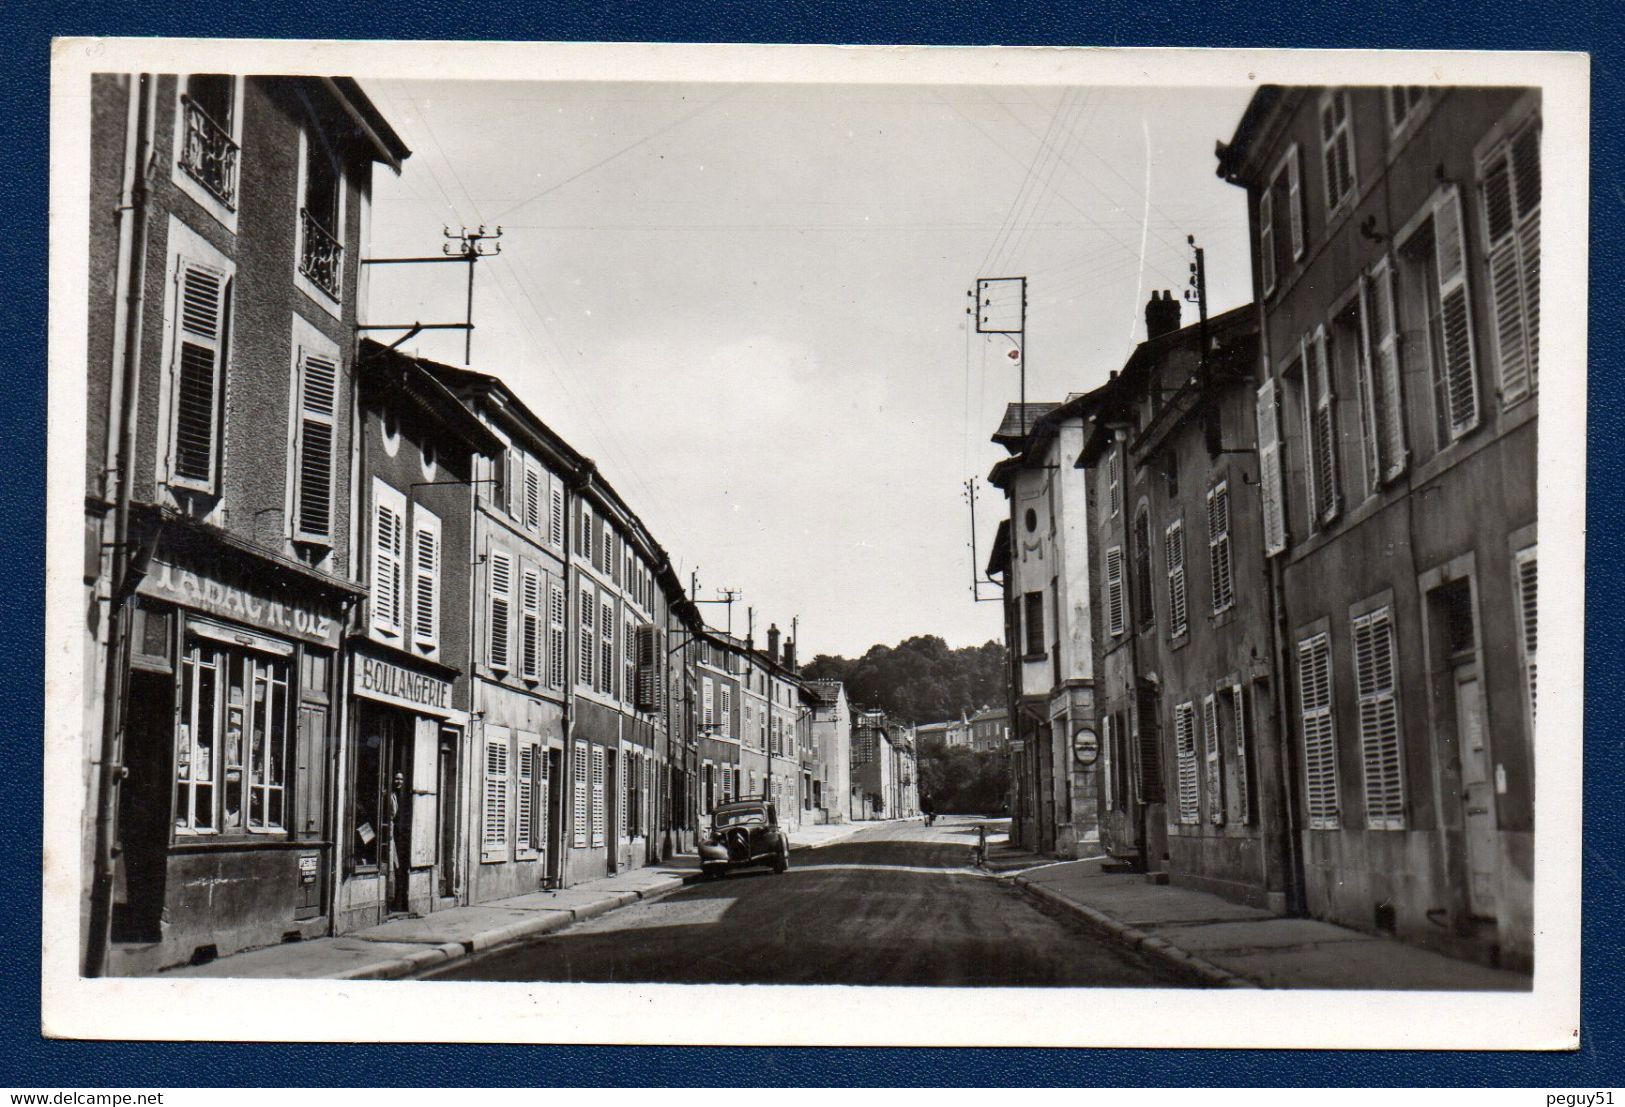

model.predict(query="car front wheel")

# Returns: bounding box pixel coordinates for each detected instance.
[772,850,789,874]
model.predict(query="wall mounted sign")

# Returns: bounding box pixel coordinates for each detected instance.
[355,652,454,717]
[138,558,342,648]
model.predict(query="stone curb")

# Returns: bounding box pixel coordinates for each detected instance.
[1012,873,1259,989]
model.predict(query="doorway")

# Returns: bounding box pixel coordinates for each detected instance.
[605,749,620,874]
[546,747,564,888]
[436,726,457,902]
[354,704,413,916]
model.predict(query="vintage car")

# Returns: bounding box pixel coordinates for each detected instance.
[699,800,790,878]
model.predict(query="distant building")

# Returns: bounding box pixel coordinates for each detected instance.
[805,680,853,823]
[968,706,1009,753]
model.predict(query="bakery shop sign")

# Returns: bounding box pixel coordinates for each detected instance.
[356,653,453,716]
[139,558,341,647]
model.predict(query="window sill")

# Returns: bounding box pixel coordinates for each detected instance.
[170,833,298,852]
[1021,652,1047,663]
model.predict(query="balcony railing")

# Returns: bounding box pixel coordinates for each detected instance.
[179,95,240,211]
[299,208,344,300]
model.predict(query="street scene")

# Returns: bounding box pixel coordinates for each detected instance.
[71,61,1540,996]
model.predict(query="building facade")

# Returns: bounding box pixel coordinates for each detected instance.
[968,706,1009,753]
[806,679,853,823]
[986,397,1104,857]
[1217,86,1539,968]
[83,73,410,975]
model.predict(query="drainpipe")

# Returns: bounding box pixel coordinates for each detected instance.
[86,74,154,978]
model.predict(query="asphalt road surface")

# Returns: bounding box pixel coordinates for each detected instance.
[426,817,1191,986]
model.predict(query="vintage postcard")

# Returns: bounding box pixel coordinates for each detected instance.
[44,38,1585,1048]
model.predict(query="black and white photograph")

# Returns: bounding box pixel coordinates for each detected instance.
[44,40,1584,1048]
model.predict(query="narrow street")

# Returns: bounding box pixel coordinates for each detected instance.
[425,818,1191,987]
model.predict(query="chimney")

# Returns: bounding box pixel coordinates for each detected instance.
[767,624,781,664]
[1145,289,1181,341]
[783,638,796,671]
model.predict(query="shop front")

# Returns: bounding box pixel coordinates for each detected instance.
[338,645,467,932]
[112,537,353,975]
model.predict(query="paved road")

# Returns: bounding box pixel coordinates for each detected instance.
[426,817,1190,987]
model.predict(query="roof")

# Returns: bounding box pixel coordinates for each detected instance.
[986,518,1011,578]
[986,383,1111,485]
[991,402,1060,449]
[804,680,845,705]
[971,705,1008,723]
[323,78,412,173]
[1215,86,1286,184]
[357,340,506,456]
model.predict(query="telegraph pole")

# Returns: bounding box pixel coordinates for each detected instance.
[969,276,1028,432]
[964,477,1001,602]
[1185,235,1208,368]
[359,224,503,365]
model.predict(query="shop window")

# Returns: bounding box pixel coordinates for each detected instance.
[174,636,290,836]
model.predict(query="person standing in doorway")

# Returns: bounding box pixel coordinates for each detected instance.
[388,770,411,913]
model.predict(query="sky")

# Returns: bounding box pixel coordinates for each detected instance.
[362,79,1256,658]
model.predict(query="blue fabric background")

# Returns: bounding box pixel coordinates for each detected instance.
[4,0,1617,1086]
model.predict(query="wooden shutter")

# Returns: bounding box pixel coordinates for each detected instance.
[412,508,440,651]
[371,482,406,637]
[550,485,565,548]
[1231,683,1252,825]
[1133,681,1163,805]
[170,260,227,491]
[1256,379,1287,556]
[488,549,512,671]
[1368,256,1408,481]
[1107,448,1121,516]
[505,449,521,520]
[1353,607,1404,829]
[547,581,566,689]
[572,739,588,848]
[293,350,337,541]
[1174,701,1199,825]
[578,587,595,687]
[1320,90,1354,211]
[1481,118,1541,406]
[600,599,614,696]
[524,464,542,532]
[1105,546,1126,637]
[482,730,509,862]
[1297,633,1340,829]
[1259,188,1276,296]
[516,740,536,858]
[1164,521,1188,638]
[618,751,629,840]
[635,624,659,710]
[411,718,439,867]
[1434,186,1480,438]
[1309,328,1341,524]
[1202,694,1225,826]
[536,744,551,868]
[1286,145,1305,259]
[520,566,541,680]
[1516,546,1537,728]
[1206,483,1233,612]
[591,745,606,846]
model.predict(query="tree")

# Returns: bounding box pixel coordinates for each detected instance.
[802,636,1006,724]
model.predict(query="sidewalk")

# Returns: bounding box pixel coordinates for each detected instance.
[997,849,1532,990]
[164,817,900,980]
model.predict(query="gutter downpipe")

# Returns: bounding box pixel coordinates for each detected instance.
[86,73,153,977]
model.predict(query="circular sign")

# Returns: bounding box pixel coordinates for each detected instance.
[1007,348,1021,361]
[1073,726,1099,765]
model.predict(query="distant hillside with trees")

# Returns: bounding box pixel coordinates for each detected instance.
[800,636,1006,724]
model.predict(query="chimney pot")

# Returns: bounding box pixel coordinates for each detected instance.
[1145,289,1182,341]
[767,624,781,664]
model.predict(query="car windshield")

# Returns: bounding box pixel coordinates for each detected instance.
[714,807,768,829]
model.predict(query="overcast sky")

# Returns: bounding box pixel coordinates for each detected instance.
[362,79,1255,658]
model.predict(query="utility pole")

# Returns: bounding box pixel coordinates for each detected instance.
[969,276,1028,432]
[1185,235,1208,369]
[963,477,1001,603]
[359,224,503,365]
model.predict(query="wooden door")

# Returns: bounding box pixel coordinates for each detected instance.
[1454,666,1498,919]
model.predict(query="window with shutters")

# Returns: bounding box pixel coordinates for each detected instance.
[1320,89,1357,215]
[1387,86,1427,134]
[635,624,660,711]
[1174,701,1199,825]
[535,742,550,866]
[292,350,337,545]
[624,616,636,702]
[721,685,734,738]
[1352,606,1404,829]
[516,741,537,859]
[1164,520,1188,639]
[590,744,606,847]
[1202,694,1225,826]
[1258,186,1276,297]
[487,549,513,671]
[1364,257,1409,483]
[1206,482,1234,613]
[482,731,510,862]
[1515,545,1537,732]
[1133,509,1156,628]
[578,586,594,688]
[703,676,714,728]
[602,519,613,577]
[1302,328,1342,527]
[1479,111,1541,407]
[549,485,565,549]
[578,504,594,560]
[1133,685,1164,805]
[411,506,440,653]
[370,480,407,639]
[1107,448,1121,517]
[1104,546,1126,638]
[1222,683,1253,825]
[1023,591,1045,658]
[519,565,541,681]
[599,599,615,696]
[524,463,542,533]
[547,581,566,690]
[572,739,589,848]
[1298,632,1340,830]
[1256,379,1288,555]
[1429,186,1481,441]
[168,259,230,494]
